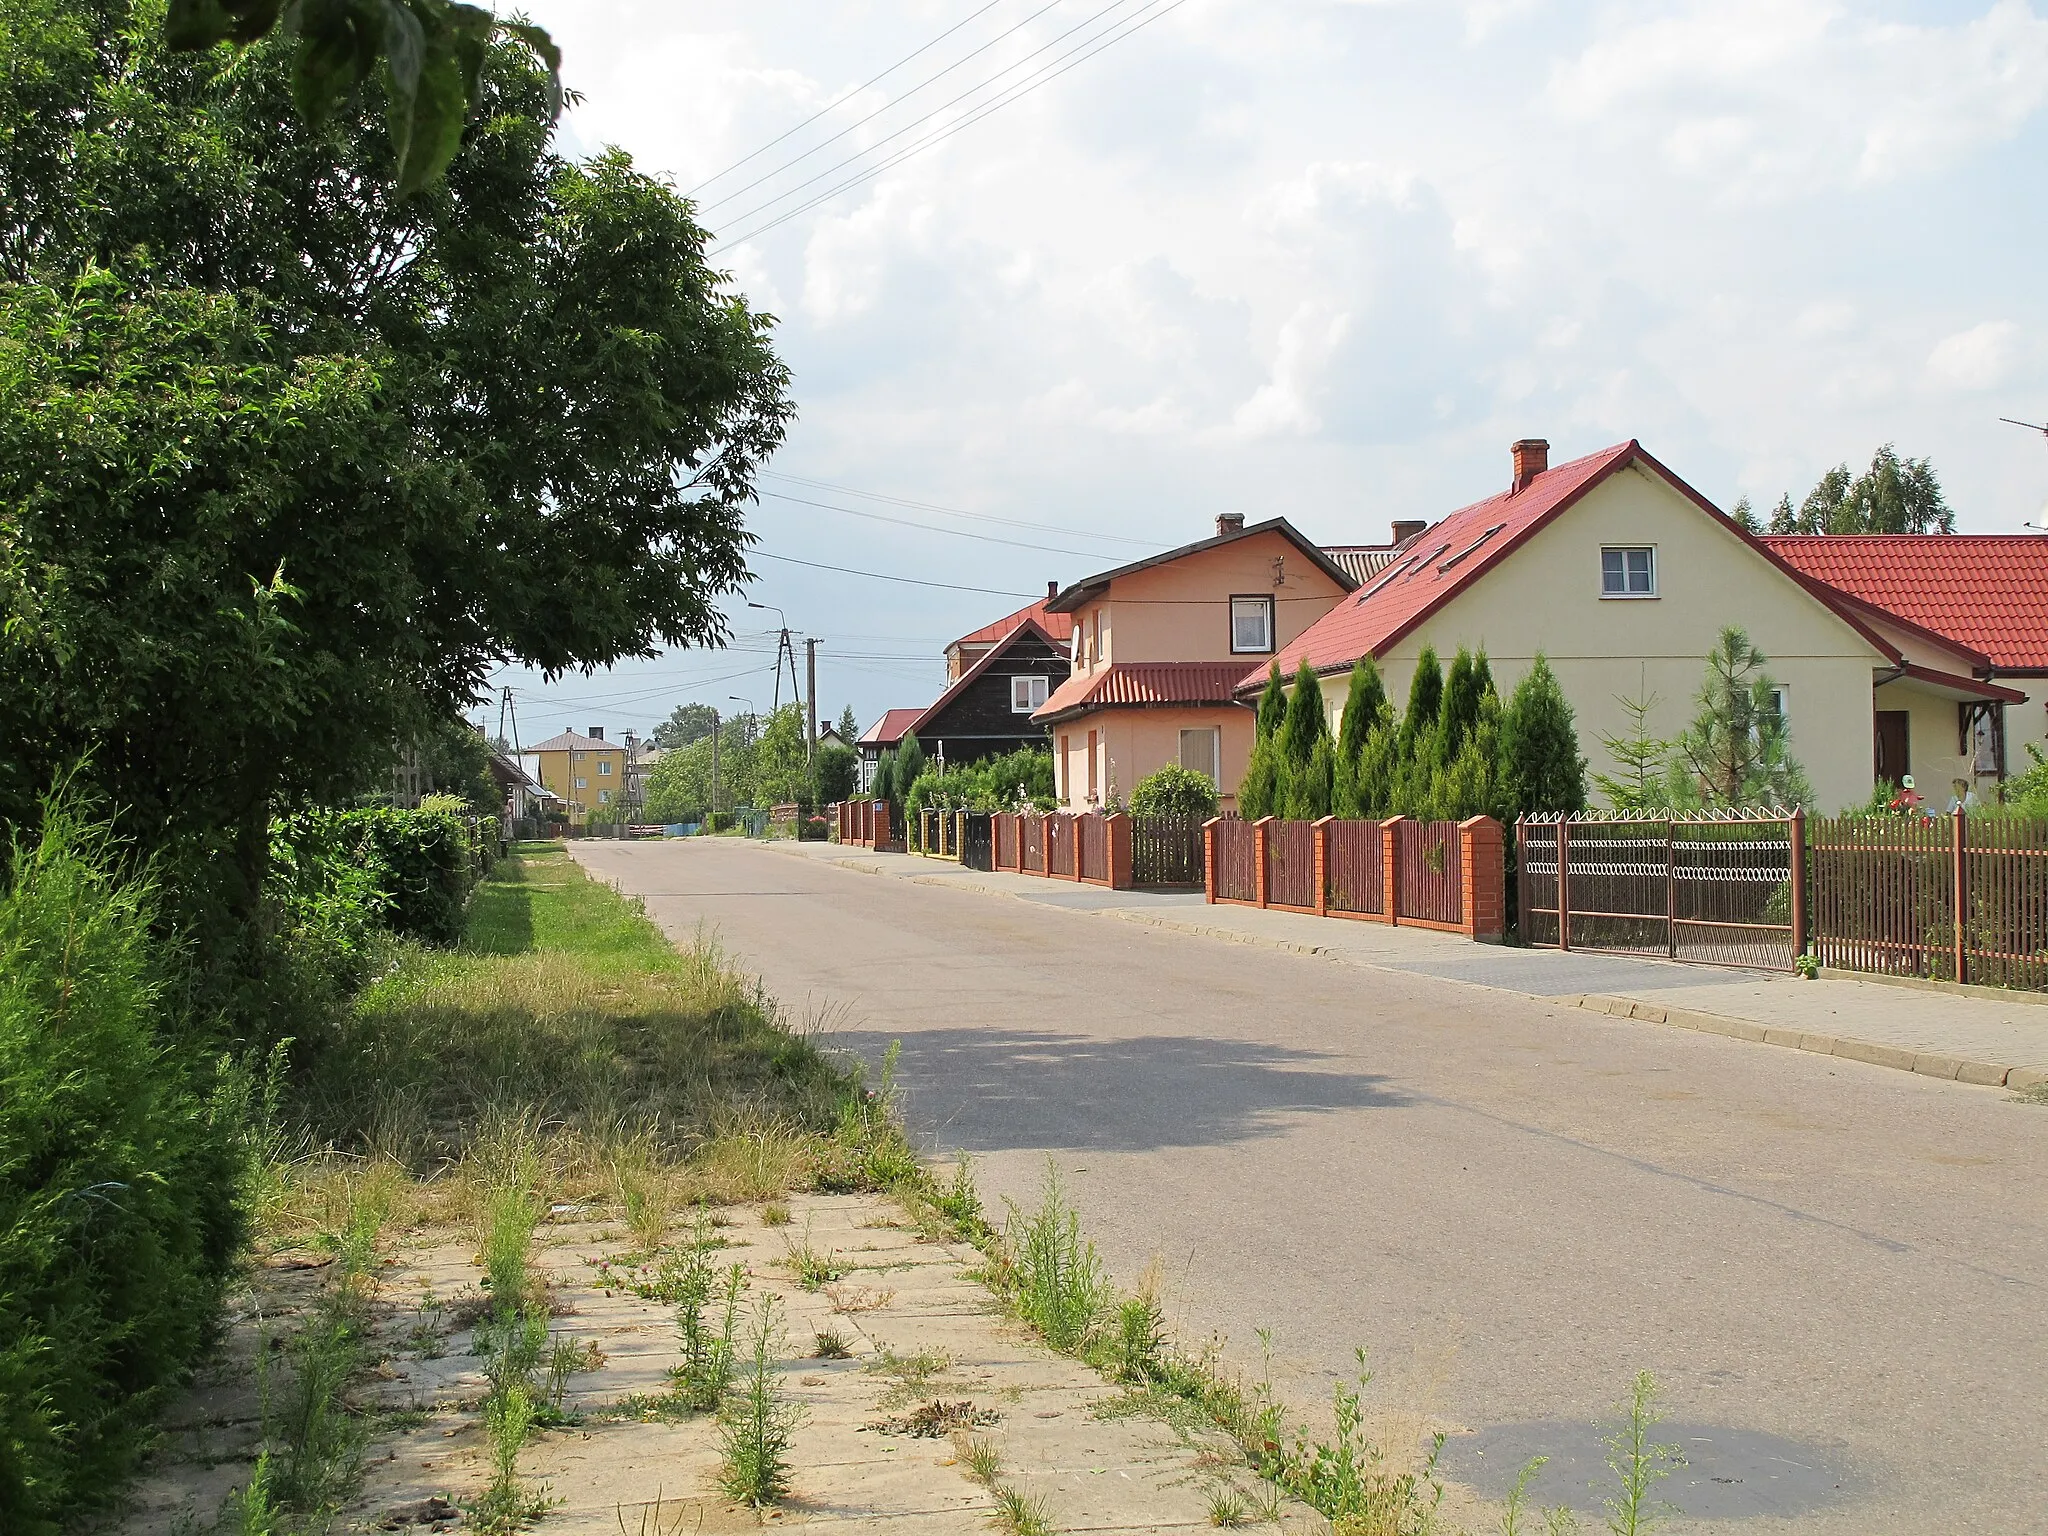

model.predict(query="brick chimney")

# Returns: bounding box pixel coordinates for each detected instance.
[1511,438,1549,493]
[1047,580,1059,601]
[587,726,605,741]
[1391,519,1427,545]
[1216,511,1246,538]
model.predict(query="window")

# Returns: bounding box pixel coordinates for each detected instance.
[598,760,613,776]
[575,776,588,789]
[597,789,610,804]
[1086,729,1099,802]
[1012,674,1049,713]
[1230,595,1275,653]
[1600,546,1656,597]
[1179,727,1220,784]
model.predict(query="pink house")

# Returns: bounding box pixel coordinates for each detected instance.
[1033,514,1357,811]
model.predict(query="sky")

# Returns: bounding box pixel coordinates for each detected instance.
[487,0,2048,748]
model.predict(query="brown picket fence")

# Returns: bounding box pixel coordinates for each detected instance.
[1206,816,1501,939]
[990,812,1133,889]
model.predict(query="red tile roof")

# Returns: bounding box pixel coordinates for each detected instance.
[1251,442,1643,686]
[857,708,925,747]
[1034,662,1251,725]
[1762,535,2048,671]
[953,597,1073,649]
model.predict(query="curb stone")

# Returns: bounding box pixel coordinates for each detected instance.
[1565,993,2045,1089]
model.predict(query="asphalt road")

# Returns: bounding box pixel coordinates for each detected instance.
[570,838,2048,1533]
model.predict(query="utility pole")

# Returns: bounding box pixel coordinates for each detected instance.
[805,637,819,762]
[710,708,720,824]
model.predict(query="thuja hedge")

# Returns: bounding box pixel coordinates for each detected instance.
[0,800,489,1527]
[0,810,247,1531]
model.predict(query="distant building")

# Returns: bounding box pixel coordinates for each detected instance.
[528,727,627,824]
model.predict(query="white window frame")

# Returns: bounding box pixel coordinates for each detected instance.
[1011,674,1050,713]
[1230,595,1275,654]
[1600,545,1657,598]
[575,776,588,789]
[597,789,610,804]
[1178,727,1221,784]
[598,760,612,775]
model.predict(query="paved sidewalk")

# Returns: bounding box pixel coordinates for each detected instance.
[759,839,2048,1090]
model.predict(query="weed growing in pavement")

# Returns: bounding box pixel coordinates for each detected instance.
[1262,1349,1445,1534]
[781,1214,845,1290]
[991,1483,1057,1536]
[1109,1289,1167,1384]
[543,1336,605,1418]
[813,1328,853,1359]
[621,1165,675,1256]
[675,1261,746,1412]
[962,1437,1003,1486]
[1003,1161,1112,1352]
[1601,1371,1679,1536]
[466,1168,554,1530]
[717,1294,805,1506]
[471,1385,549,1531]
[1206,1487,1251,1528]
[2013,1080,2048,1105]
[865,1346,954,1405]
[1499,1457,1551,1536]
[761,1199,793,1226]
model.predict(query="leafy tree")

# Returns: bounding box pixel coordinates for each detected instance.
[1669,628,1813,808]
[653,703,721,750]
[1498,654,1587,817]
[753,704,811,810]
[0,8,792,938]
[642,725,756,824]
[1129,764,1219,820]
[162,0,563,195]
[422,717,498,813]
[836,705,859,743]
[813,743,857,805]
[1769,446,1954,534]
[1593,689,1671,812]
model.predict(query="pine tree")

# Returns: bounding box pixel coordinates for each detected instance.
[1731,496,1760,534]
[1499,654,1588,817]
[1670,628,1812,808]
[1593,689,1670,811]
[837,705,858,742]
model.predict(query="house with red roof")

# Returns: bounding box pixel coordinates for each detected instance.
[1251,438,2035,812]
[856,596,1074,789]
[1033,513,1357,811]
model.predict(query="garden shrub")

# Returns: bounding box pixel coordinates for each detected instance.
[1128,764,1218,820]
[336,805,478,947]
[0,806,247,1532]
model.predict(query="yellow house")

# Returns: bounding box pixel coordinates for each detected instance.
[1034,515,1357,811]
[529,728,627,824]
[1261,439,2030,813]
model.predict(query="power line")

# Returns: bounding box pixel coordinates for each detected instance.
[712,0,1188,251]
[688,0,1014,197]
[700,0,1069,213]
[754,550,1042,596]
[760,488,1106,558]
[762,470,1154,546]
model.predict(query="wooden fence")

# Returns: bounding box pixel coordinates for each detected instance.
[1131,814,1206,887]
[1519,808,2048,988]
[991,811,1134,889]
[1205,815,1503,940]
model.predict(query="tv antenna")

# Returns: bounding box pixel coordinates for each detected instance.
[1998,419,2048,529]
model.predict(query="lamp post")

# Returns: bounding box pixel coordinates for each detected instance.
[727,695,756,832]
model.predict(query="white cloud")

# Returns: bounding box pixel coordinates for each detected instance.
[1928,321,2020,393]
[1549,0,2048,199]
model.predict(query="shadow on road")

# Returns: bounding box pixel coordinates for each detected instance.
[828,1024,1415,1154]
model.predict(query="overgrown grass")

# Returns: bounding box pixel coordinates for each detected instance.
[717,1295,804,1506]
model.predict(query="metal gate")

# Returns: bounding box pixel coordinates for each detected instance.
[1519,811,1802,971]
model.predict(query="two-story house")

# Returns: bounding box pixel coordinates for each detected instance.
[1033,515,1357,811]
[529,727,627,824]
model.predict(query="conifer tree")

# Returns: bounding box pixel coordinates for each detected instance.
[1337,658,1385,765]
[1255,662,1288,743]
[1593,689,1670,811]
[1436,648,1487,765]
[893,733,926,804]
[1277,659,1332,818]
[1499,654,1588,817]
[1669,628,1812,808]
[1400,647,1444,759]
[1354,706,1400,818]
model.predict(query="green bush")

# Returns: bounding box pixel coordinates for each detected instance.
[1129,765,1219,820]
[273,806,479,950]
[0,806,247,1532]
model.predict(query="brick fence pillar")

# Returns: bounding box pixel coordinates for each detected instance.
[1254,817,1274,908]
[1105,812,1132,890]
[1312,816,1334,917]
[1381,816,1405,926]
[1459,815,1505,942]
[1203,817,1221,903]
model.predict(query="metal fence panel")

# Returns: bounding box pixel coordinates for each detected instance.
[1326,820,1383,915]
[1131,815,1205,886]
[1214,818,1257,903]
[1397,820,1462,925]
[1267,820,1317,909]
